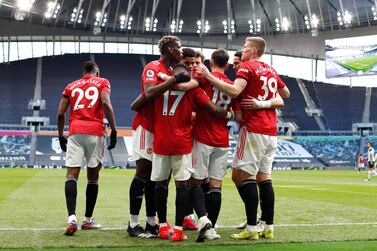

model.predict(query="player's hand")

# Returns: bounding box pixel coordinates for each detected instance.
[174,71,191,83]
[59,136,67,152]
[194,65,210,78]
[241,96,272,109]
[107,130,117,150]
[158,72,170,81]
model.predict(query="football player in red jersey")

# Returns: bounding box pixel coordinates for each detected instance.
[128,35,192,238]
[233,51,242,71]
[197,37,290,240]
[194,50,205,68]
[192,48,234,240]
[151,64,233,242]
[57,61,117,236]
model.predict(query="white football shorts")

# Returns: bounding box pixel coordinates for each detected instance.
[151,153,193,182]
[132,125,154,161]
[232,126,277,176]
[65,134,104,168]
[192,140,228,180]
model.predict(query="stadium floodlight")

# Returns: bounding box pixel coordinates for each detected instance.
[256,18,261,33]
[17,0,35,12]
[204,20,210,33]
[343,10,352,25]
[230,19,235,33]
[281,16,289,31]
[311,14,319,29]
[153,18,158,31]
[120,14,126,29]
[178,19,183,33]
[275,17,280,31]
[248,19,253,33]
[196,19,202,33]
[145,17,151,31]
[372,6,377,20]
[44,1,56,19]
[223,20,228,33]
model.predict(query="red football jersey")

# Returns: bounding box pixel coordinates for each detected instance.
[153,87,211,155]
[236,60,286,136]
[132,60,172,132]
[62,74,110,136]
[194,71,233,147]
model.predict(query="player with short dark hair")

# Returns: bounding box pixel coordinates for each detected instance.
[233,51,242,71]
[127,35,187,238]
[195,51,205,67]
[57,61,117,236]
[181,48,196,71]
[199,37,290,240]
[152,63,232,242]
[191,48,233,240]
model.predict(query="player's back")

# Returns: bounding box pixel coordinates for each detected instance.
[63,74,110,136]
[237,60,286,136]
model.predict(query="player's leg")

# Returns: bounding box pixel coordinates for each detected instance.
[366,161,373,181]
[257,172,274,239]
[81,135,105,230]
[81,163,102,230]
[256,135,277,239]
[201,177,210,213]
[143,161,158,237]
[128,126,154,237]
[64,134,85,236]
[205,146,228,240]
[65,167,81,235]
[151,154,172,239]
[171,153,203,242]
[231,129,261,240]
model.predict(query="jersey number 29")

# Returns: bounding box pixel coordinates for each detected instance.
[71,87,99,111]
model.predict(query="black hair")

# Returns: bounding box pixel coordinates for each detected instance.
[234,51,242,58]
[182,48,196,59]
[83,61,99,74]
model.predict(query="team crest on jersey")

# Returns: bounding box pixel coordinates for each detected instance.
[147,148,153,154]
[146,70,155,78]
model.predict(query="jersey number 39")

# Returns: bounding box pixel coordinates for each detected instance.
[258,76,277,101]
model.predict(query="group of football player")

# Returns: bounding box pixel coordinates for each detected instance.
[57,35,290,242]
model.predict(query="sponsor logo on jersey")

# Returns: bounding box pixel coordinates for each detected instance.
[238,68,249,73]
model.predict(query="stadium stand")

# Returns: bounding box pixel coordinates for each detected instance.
[370,88,377,123]
[313,83,365,130]
[0,59,36,124]
[279,76,320,130]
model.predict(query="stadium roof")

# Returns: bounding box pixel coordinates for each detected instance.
[0,0,377,36]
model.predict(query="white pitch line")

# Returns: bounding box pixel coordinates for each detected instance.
[2,222,377,231]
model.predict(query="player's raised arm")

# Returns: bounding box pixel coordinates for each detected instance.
[158,72,199,91]
[196,65,246,98]
[240,94,285,110]
[278,86,290,98]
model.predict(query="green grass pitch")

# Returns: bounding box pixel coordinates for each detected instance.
[337,55,377,72]
[1,169,377,250]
